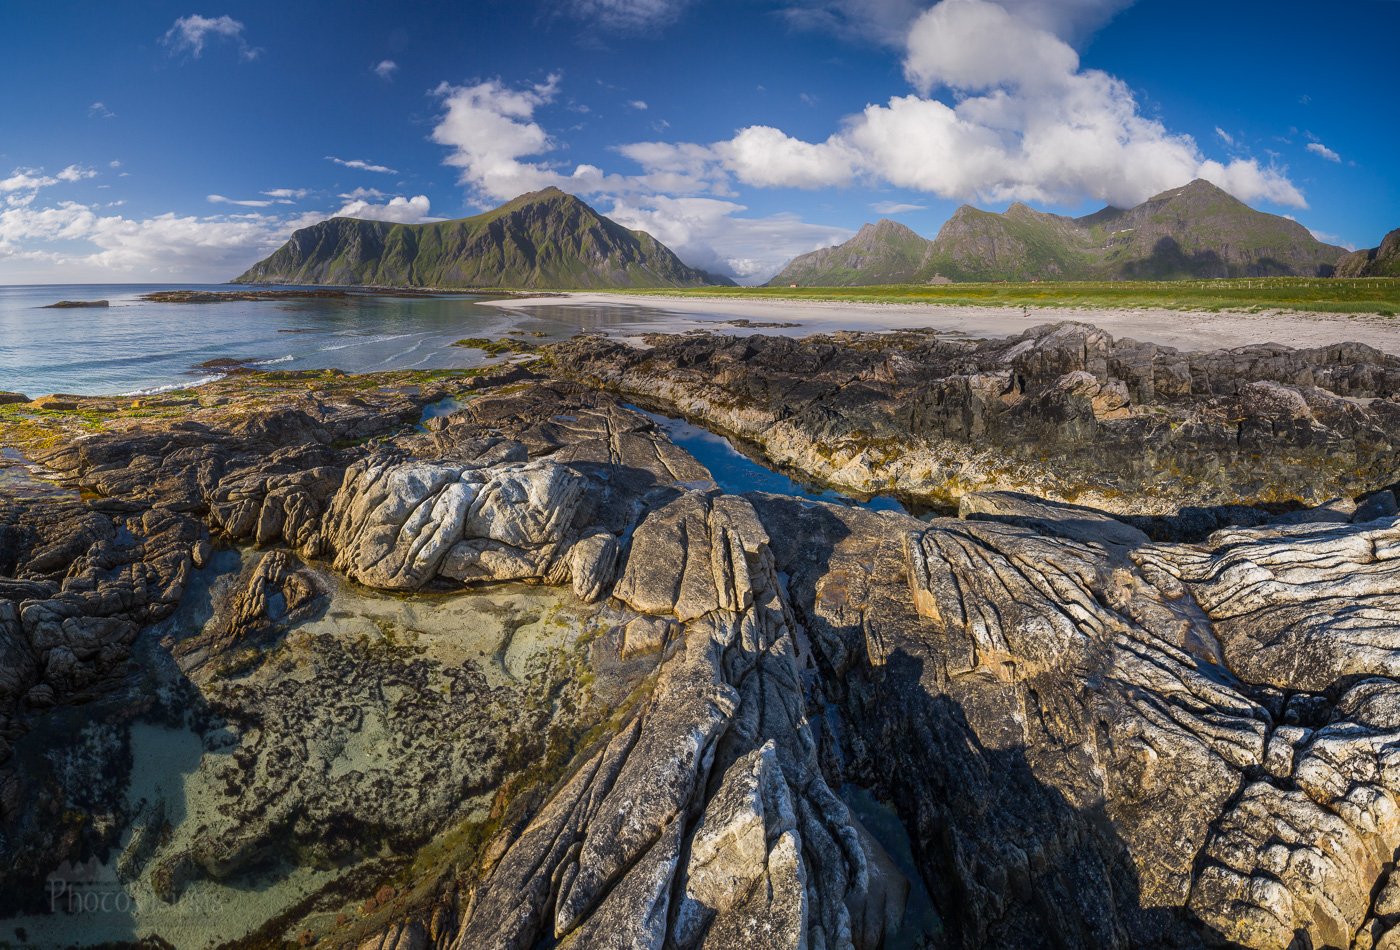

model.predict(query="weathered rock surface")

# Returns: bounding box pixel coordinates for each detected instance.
[5,331,1400,950]
[754,488,1400,949]
[551,321,1400,515]
[453,490,904,950]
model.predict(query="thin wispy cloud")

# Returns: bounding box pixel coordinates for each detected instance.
[338,187,387,200]
[89,101,116,119]
[162,14,260,61]
[208,194,275,207]
[373,59,398,80]
[779,0,1135,48]
[326,156,398,174]
[261,188,310,199]
[871,201,925,214]
[1308,227,1353,249]
[561,0,694,32]
[1215,127,1234,147]
[627,100,649,110]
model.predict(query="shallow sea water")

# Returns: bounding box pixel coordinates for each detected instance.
[0,284,710,397]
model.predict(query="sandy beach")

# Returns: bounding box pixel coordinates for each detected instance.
[484,291,1400,354]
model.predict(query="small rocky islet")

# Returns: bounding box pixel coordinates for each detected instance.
[1,321,1400,948]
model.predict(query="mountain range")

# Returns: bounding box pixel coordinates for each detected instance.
[768,179,1348,285]
[234,187,728,289]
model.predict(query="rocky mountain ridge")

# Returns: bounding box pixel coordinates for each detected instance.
[770,179,1348,284]
[234,187,728,290]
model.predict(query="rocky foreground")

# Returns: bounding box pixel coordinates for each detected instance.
[1,321,1399,949]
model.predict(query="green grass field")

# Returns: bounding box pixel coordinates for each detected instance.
[606,277,1400,315]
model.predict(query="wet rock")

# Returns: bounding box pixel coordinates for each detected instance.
[549,322,1400,513]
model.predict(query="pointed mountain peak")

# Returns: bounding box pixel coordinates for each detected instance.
[519,185,568,200]
[1147,178,1241,206]
[858,218,921,239]
[497,186,592,214]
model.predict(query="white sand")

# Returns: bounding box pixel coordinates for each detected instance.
[483,292,1400,354]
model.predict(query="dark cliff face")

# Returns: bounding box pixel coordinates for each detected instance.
[769,179,1349,284]
[234,187,729,289]
[1336,228,1400,277]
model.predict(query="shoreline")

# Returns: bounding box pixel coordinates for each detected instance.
[482,291,1400,354]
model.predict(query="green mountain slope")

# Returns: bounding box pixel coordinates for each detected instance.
[768,179,1347,285]
[234,187,729,289]
[768,219,929,285]
[1335,228,1400,277]
[1074,180,1345,279]
[917,203,1095,281]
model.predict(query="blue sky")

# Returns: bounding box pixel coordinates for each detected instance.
[2,0,1396,284]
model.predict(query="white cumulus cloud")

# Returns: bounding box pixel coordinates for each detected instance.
[713,126,858,189]
[430,74,570,200]
[0,165,96,194]
[0,200,289,281]
[374,59,398,80]
[706,0,1306,209]
[780,0,1132,48]
[334,194,436,223]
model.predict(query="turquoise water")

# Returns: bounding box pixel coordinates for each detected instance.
[627,404,911,514]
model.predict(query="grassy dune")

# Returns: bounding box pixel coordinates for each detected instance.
[608,278,1400,315]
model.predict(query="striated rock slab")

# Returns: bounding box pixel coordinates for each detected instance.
[453,490,905,950]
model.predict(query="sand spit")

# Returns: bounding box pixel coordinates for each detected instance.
[483,291,1400,354]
